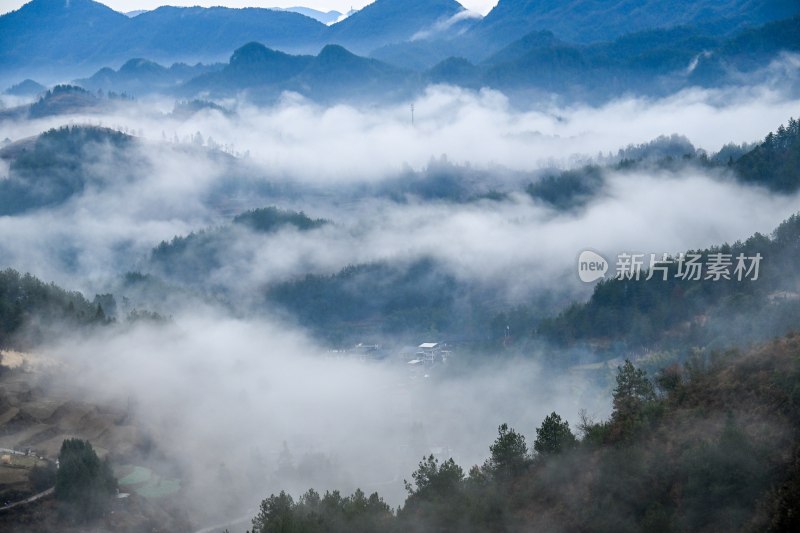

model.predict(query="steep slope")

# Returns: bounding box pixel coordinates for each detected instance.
[102,6,327,63]
[327,0,474,54]
[0,0,476,79]
[0,268,107,349]
[0,0,128,72]
[181,43,412,103]
[180,42,314,97]
[0,125,135,215]
[688,15,800,86]
[734,116,800,192]
[249,333,800,532]
[278,7,342,25]
[3,79,46,97]
[468,0,800,58]
[288,44,413,102]
[0,0,327,79]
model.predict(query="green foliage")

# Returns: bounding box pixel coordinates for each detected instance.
[251,488,393,533]
[233,206,327,233]
[677,415,769,530]
[55,439,117,521]
[613,360,656,408]
[28,462,57,492]
[533,412,577,456]
[610,361,658,439]
[27,85,107,118]
[526,165,604,210]
[149,206,328,284]
[405,455,464,499]
[400,455,467,531]
[735,116,800,192]
[0,268,107,349]
[485,423,529,481]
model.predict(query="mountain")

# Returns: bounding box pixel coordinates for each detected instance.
[3,78,46,97]
[536,212,800,352]
[181,42,412,104]
[468,0,800,56]
[180,42,313,98]
[424,57,481,88]
[734,116,800,192]
[251,330,800,532]
[75,58,224,96]
[180,12,800,105]
[0,268,108,349]
[688,15,800,86]
[0,125,134,215]
[370,39,466,71]
[327,0,478,54]
[149,207,328,285]
[418,17,800,102]
[0,0,478,83]
[5,0,799,103]
[288,44,413,101]
[0,0,327,83]
[0,0,128,75]
[482,30,565,65]
[96,5,327,63]
[278,6,342,25]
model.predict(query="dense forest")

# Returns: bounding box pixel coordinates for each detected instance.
[55,439,117,522]
[0,268,108,349]
[735,117,800,192]
[535,213,800,351]
[527,118,799,211]
[0,124,134,215]
[149,207,328,283]
[250,333,800,532]
[265,258,488,344]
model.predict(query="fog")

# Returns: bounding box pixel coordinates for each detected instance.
[39,310,602,521]
[0,84,798,300]
[2,81,799,528]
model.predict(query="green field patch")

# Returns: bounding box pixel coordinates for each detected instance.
[115,464,181,499]
[135,477,181,498]
[117,465,152,486]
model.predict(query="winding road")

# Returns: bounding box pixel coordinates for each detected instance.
[0,487,54,512]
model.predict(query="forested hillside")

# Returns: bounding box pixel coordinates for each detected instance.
[251,333,800,532]
[149,207,327,283]
[536,213,799,349]
[0,269,107,349]
[735,116,800,192]
[0,124,134,215]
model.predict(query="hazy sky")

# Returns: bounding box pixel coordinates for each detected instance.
[0,0,500,16]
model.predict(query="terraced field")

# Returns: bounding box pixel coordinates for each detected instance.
[0,352,153,501]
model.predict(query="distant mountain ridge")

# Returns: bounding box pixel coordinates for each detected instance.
[0,0,480,82]
[277,6,342,25]
[75,58,224,94]
[372,0,800,68]
[327,0,475,54]
[57,15,800,106]
[180,42,412,104]
[471,0,800,49]
[2,0,800,102]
